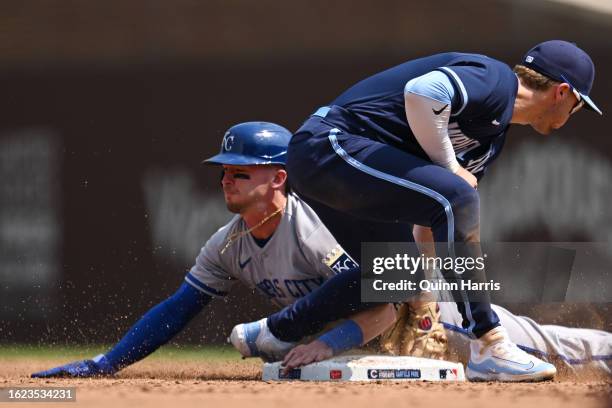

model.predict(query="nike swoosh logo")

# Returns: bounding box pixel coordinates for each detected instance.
[432,104,448,115]
[492,357,535,370]
[492,119,501,126]
[239,257,252,268]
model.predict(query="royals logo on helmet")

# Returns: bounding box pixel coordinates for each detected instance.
[222,132,235,152]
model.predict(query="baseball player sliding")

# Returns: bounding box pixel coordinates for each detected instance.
[31,122,610,380]
[31,122,395,378]
[231,40,603,382]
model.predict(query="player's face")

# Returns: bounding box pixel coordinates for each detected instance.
[532,83,583,135]
[221,165,282,213]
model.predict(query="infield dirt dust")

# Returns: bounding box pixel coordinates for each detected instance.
[4,358,610,408]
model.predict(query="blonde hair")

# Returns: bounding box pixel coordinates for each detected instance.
[513,64,559,91]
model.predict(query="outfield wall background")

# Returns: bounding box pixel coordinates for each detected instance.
[0,0,610,344]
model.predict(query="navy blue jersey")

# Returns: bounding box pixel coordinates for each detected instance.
[327,53,518,178]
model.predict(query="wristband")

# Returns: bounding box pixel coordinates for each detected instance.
[318,320,364,355]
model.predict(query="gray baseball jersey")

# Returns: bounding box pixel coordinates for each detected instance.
[185,192,356,307]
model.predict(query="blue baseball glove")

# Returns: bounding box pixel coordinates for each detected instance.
[31,354,115,378]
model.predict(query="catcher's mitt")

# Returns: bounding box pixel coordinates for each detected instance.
[379,302,448,360]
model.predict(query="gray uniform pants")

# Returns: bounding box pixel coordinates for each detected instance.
[439,302,611,377]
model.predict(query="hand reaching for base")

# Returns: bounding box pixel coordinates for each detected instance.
[281,340,334,372]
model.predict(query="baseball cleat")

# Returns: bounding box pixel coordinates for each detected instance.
[466,327,556,382]
[229,318,295,362]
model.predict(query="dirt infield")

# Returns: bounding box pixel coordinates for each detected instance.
[1,358,609,408]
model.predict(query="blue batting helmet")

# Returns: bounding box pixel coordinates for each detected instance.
[203,122,292,166]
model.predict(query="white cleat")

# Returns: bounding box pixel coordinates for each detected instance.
[229,318,296,362]
[466,327,557,382]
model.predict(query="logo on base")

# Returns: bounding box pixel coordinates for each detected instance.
[367,369,421,379]
[439,368,459,379]
[329,370,342,380]
[278,369,301,379]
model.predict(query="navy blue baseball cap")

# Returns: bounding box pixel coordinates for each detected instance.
[523,40,602,115]
[204,122,291,166]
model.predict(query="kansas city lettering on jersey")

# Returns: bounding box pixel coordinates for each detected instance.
[447,122,495,175]
[254,245,356,302]
[256,277,326,300]
[449,122,480,158]
[462,145,494,174]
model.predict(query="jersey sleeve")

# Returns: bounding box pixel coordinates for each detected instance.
[300,223,359,277]
[184,226,237,297]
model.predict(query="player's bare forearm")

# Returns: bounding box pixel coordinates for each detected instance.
[351,303,397,343]
[413,224,435,255]
[412,224,437,305]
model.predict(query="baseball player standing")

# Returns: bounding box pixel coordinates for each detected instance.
[235,40,602,382]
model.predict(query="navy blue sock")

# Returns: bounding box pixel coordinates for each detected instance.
[267,266,376,342]
[104,282,211,370]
